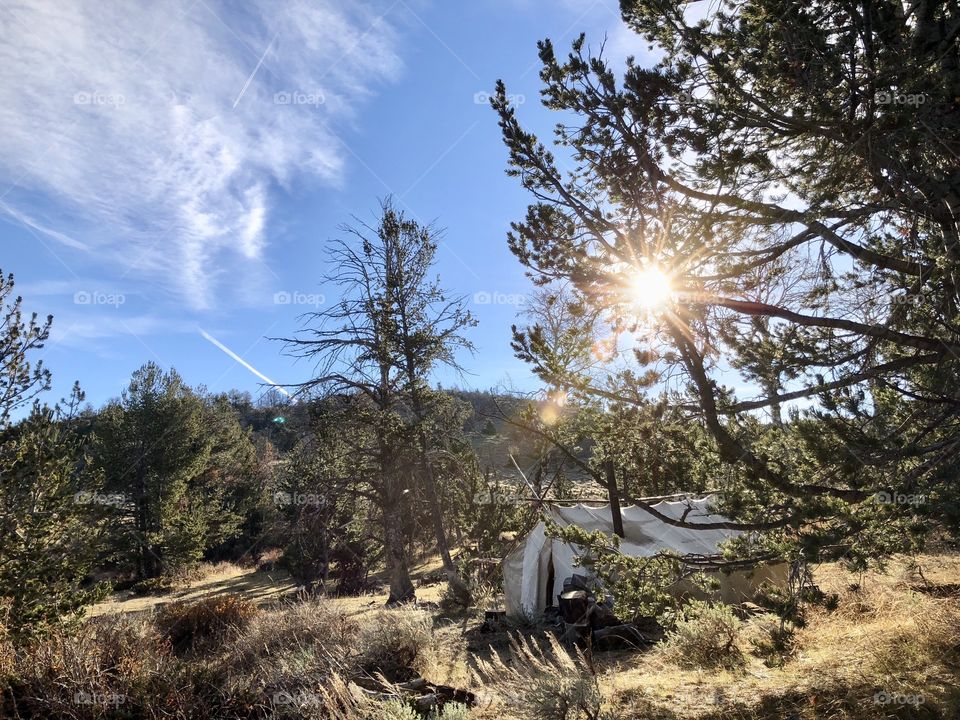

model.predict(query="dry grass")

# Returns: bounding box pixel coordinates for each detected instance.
[4,553,960,719]
[0,598,11,678]
[597,554,960,719]
[357,608,434,679]
[87,562,297,618]
[474,633,608,720]
[155,594,259,655]
[226,593,358,672]
[2,613,189,719]
[1,593,435,719]
[661,601,745,670]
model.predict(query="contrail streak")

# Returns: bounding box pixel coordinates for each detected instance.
[232,32,277,109]
[199,328,291,397]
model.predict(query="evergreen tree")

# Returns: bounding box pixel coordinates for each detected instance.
[378,202,477,603]
[94,363,253,579]
[281,199,476,603]
[0,271,106,637]
[493,0,960,573]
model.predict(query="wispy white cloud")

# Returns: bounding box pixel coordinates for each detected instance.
[0,199,88,250]
[0,0,404,309]
[603,19,659,68]
[48,313,191,349]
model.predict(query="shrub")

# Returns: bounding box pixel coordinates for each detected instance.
[357,609,433,679]
[381,701,421,720]
[131,575,177,596]
[155,594,258,655]
[439,579,494,617]
[379,701,472,720]
[256,547,284,572]
[2,615,189,719]
[745,615,797,667]
[663,600,745,670]
[526,673,604,720]
[433,702,471,719]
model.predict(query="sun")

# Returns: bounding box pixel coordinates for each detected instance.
[628,266,673,309]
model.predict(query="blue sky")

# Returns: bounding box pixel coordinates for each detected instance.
[0,0,652,408]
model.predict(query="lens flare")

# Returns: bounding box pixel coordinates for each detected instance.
[628,266,673,309]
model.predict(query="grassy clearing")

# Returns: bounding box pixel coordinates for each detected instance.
[2,554,958,718]
[85,561,298,618]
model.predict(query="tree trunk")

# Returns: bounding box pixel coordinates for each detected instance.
[383,494,415,605]
[605,460,624,538]
[416,429,472,606]
[135,451,159,579]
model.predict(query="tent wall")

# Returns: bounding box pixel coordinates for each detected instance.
[503,499,787,617]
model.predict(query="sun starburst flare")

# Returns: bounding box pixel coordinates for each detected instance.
[627,266,673,309]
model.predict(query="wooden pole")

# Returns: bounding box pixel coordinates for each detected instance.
[604,459,625,538]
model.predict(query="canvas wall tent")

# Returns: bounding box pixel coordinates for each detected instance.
[503,497,786,617]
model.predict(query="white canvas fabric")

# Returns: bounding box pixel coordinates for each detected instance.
[503,497,785,616]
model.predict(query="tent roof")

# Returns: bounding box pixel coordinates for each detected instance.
[542,496,738,557]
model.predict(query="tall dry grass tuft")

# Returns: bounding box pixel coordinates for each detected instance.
[475,632,612,720]
[2,596,380,719]
[2,614,191,719]
[0,639,12,680]
[742,613,797,667]
[155,594,258,655]
[833,582,960,694]
[217,593,359,710]
[211,594,365,716]
[357,608,435,680]
[0,598,12,678]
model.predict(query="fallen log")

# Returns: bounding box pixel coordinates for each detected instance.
[348,672,476,711]
[396,678,429,692]
[592,624,653,651]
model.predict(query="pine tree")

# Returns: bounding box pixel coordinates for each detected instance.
[281,198,476,603]
[0,271,107,638]
[492,0,960,571]
[94,363,253,579]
